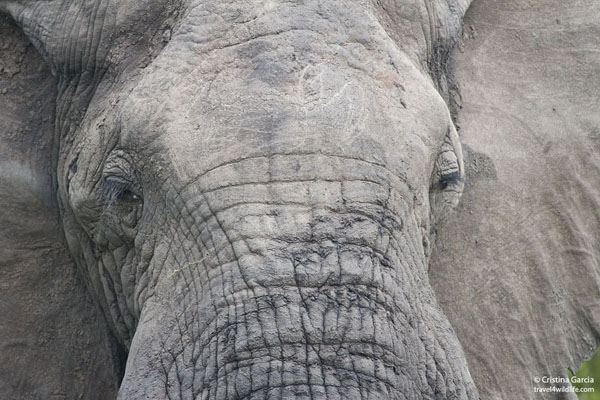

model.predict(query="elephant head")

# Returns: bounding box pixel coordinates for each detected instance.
[1,0,479,398]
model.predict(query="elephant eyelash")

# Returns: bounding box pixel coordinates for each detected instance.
[101,177,140,207]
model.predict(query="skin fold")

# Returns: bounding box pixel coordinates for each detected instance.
[4,0,597,399]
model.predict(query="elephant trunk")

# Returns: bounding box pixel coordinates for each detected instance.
[118,155,477,399]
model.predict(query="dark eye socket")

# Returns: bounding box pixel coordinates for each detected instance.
[438,171,464,190]
[102,176,140,205]
[432,130,464,192]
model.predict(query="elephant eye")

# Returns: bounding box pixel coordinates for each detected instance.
[101,150,142,209]
[429,127,465,231]
[438,171,462,190]
[102,176,141,206]
[432,130,464,191]
[97,172,143,246]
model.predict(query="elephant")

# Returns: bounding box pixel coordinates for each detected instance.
[1,0,598,400]
[0,0,478,398]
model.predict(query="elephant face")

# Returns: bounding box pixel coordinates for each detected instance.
[2,1,476,398]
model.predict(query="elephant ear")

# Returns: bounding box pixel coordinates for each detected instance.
[0,15,121,398]
[0,0,178,84]
[430,1,600,398]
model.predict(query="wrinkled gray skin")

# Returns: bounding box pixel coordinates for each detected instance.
[0,0,480,398]
[0,0,477,398]
[1,0,597,399]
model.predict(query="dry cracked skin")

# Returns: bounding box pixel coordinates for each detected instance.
[1,0,599,399]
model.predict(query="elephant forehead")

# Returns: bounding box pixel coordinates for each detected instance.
[123,51,450,188]
[119,3,451,185]
[124,68,446,187]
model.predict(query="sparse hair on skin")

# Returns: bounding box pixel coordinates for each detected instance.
[101,177,135,208]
